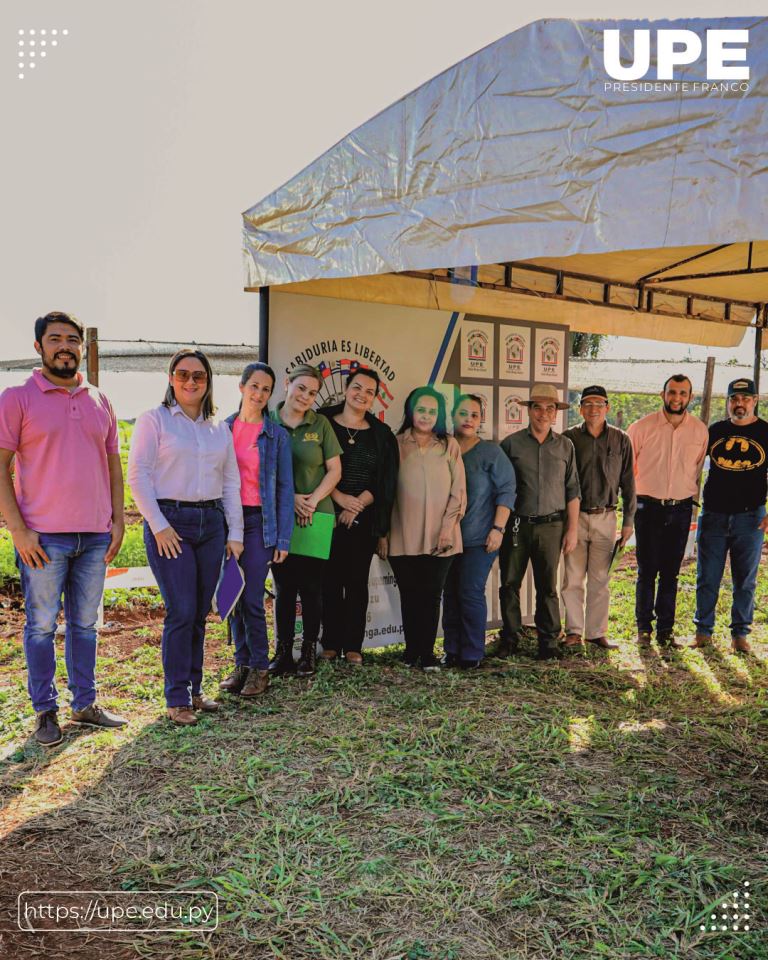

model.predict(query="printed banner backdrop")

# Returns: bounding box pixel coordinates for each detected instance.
[498,386,530,438]
[499,324,532,382]
[268,293,569,643]
[460,320,495,379]
[534,328,566,383]
[269,292,460,429]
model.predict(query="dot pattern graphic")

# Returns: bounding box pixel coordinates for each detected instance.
[15,27,68,79]
[698,882,753,935]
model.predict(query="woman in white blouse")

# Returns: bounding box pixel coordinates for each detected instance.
[128,349,243,726]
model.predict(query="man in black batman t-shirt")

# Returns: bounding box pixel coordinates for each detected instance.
[691,378,768,653]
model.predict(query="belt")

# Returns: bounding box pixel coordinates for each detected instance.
[157,498,223,509]
[637,495,693,507]
[582,506,616,515]
[243,505,263,514]
[517,511,564,525]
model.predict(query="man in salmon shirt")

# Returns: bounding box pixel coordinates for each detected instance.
[626,374,708,653]
[0,312,127,746]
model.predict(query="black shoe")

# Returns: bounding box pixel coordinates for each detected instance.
[402,651,419,668]
[488,635,518,659]
[268,640,297,676]
[34,709,63,747]
[296,639,317,677]
[657,630,683,650]
[219,664,250,693]
[460,659,482,670]
[71,704,127,728]
[536,644,565,662]
[420,655,443,672]
[441,653,460,667]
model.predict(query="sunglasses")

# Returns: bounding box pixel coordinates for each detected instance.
[173,370,208,384]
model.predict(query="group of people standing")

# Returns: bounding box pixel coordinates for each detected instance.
[2,312,766,746]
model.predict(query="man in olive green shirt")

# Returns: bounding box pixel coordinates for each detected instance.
[498,384,580,660]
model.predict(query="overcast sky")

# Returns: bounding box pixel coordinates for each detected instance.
[2,0,764,362]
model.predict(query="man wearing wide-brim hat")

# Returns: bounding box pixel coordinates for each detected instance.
[498,383,581,660]
[690,377,768,654]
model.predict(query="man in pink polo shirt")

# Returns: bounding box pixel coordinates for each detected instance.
[626,374,708,653]
[0,312,127,746]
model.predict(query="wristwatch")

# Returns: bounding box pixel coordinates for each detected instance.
[492,524,506,534]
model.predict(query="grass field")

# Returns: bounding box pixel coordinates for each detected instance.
[0,559,766,959]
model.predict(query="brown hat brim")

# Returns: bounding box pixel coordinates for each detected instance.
[520,396,570,410]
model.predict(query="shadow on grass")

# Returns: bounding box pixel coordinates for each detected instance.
[1,640,765,960]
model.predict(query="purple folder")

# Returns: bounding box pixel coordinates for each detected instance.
[213,555,245,621]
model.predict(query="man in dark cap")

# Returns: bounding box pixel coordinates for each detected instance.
[562,386,636,650]
[691,378,768,654]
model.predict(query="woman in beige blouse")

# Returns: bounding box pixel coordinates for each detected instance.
[380,386,466,670]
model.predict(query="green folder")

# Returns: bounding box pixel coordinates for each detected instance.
[289,511,335,560]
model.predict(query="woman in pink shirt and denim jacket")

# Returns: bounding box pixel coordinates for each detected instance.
[128,349,244,726]
[219,362,294,699]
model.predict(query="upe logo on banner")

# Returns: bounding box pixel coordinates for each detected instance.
[603,29,749,81]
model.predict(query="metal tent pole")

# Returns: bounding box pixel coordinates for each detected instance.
[258,286,270,362]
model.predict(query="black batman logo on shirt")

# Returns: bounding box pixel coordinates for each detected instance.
[710,436,766,471]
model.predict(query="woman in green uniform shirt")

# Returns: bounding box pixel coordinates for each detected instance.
[269,364,342,676]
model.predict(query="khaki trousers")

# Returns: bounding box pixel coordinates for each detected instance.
[562,511,617,640]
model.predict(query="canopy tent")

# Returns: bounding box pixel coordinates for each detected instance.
[243,16,768,360]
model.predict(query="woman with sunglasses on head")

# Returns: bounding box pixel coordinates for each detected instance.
[269,364,342,677]
[442,394,516,669]
[320,367,399,666]
[218,362,294,699]
[383,386,466,671]
[128,349,243,726]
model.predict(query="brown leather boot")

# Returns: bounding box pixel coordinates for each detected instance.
[167,706,198,725]
[240,669,270,697]
[563,633,584,649]
[732,635,751,654]
[586,636,619,650]
[219,665,249,693]
[192,695,220,712]
[689,633,712,649]
[637,630,652,647]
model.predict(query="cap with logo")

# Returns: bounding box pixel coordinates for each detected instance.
[580,385,608,402]
[727,378,757,397]
[520,383,570,410]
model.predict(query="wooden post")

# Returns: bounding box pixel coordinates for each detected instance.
[86,327,99,386]
[700,356,715,424]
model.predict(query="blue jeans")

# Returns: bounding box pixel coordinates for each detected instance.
[17,532,111,713]
[694,506,765,638]
[442,546,497,662]
[230,510,273,670]
[634,499,692,633]
[144,504,226,708]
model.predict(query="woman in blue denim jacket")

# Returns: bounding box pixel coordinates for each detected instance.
[219,362,294,698]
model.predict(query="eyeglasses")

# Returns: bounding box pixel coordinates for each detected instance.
[581,401,608,410]
[173,370,208,384]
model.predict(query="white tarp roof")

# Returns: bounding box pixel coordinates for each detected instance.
[243,17,768,289]
[242,17,768,349]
